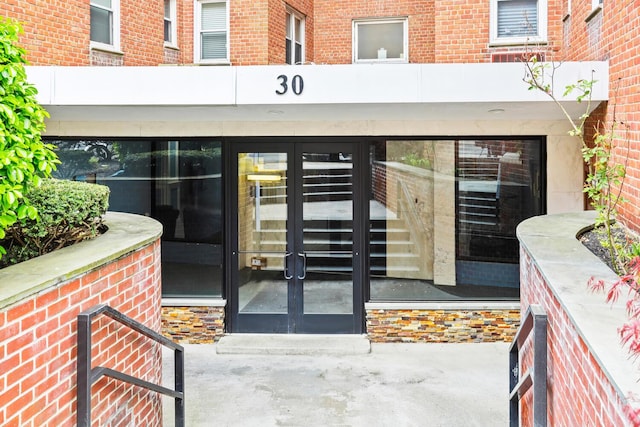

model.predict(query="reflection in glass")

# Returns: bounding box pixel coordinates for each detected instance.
[302,153,353,314]
[369,139,542,301]
[51,139,223,297]
[237,152,288,314]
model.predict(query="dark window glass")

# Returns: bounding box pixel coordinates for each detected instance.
[90,5,112,44]
[51,139,223,298]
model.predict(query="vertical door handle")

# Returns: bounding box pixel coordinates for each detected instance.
[284,252,293,280]
[297,252,307,280]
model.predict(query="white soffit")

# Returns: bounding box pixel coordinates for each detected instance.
[27,62,608,123]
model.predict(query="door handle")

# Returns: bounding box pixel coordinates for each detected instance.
[284,252,293,280]
[297,252,307,280]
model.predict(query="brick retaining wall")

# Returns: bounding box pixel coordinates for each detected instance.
[517,212,638,426]
[0,213,163,427]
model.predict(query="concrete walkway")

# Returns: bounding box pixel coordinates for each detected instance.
[162,340,510,427]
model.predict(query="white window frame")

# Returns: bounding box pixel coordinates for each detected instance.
[490,0,548,46]
[164,0,177,47]
[286,8,305,65]
[586,0,603,21]
[352,18,409,64]
[194,0,229,64]
[90,0,121,52]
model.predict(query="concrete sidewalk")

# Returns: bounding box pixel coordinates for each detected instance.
[162,340,510,427]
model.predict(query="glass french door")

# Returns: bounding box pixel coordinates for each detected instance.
[229,142,362,333]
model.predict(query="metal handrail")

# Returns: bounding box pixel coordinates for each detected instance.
[77,304,184,427]
[509,304,547,427]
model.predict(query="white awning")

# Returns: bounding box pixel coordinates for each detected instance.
[27,62,608,123]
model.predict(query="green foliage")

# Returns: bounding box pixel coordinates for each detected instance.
[0,179,109,268]
[403,153,432,170]
[0,18,60,257]
[524,58,632,275]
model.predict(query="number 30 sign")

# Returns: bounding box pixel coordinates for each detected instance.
[275,74,304,95]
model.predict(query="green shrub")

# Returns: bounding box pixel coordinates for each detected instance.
[0,18,60,257]
[0,179,109,268]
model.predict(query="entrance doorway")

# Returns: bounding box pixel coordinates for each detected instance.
[229,142,363,333]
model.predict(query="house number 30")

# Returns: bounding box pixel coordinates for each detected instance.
[275,74,304,95]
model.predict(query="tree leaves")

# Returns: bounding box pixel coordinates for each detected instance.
[0,17,59,259]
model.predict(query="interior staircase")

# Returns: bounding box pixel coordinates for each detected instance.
[252,163,423,276]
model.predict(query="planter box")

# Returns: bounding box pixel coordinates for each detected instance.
[0,212,163,427]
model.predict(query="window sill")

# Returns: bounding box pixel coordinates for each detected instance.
[162,297,226,307]
[353,59,409,65]
[164,42,180,51]
[195,60,232,66]
[90,42,124,56]
[488,39,548,48]
[585,6,602,23]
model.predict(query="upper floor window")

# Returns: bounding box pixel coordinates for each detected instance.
[90,0,120,49]
[286,9,305,64]
[164,0,177,46]
[490,0,547,45]
[195,0,228,63]
[353,18,408,63]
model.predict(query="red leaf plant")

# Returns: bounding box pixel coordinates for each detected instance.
[590,256,640,425]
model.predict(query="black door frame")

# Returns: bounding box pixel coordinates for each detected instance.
[225,139,366,334]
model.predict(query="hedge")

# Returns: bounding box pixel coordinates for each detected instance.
[0,179,109,268]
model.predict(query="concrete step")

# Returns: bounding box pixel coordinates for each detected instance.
[216,334,371,355]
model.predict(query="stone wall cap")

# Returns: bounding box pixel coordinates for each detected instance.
[0,212,162,310]
[365,302,520,310]
[517,211,638,399]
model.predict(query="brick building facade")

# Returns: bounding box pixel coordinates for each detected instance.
[1,1,638,424]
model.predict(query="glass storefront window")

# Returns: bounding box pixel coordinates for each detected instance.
[369,138,544,301]
[52,139,223,297]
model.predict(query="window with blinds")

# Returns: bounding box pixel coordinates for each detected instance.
[286,10,305,65]
[90,0,113,45]
[164,0,173,43]
[497,0,538,38]
[199,1,227,61]
[490,0,546,45]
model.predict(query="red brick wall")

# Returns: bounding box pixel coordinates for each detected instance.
[519,248,631,426]
[0,0,169,66]
[121,0,165,65]
[563,2,640,233]
[0,0,90,65]
[313,0,435,64]
[0,240,163,427]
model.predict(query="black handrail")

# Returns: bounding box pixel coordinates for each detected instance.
[77,304,184,427]
[509,304,547,427]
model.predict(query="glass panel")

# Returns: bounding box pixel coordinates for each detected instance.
[90,6,112,44]
[294,17,302,41]
[237,153,289,314]
[294,42,302,65]
[455,139,542,291]
[201,33,227,59]
[357,21,404,60]
[302,152,353,315]
[497,0,538,38]
[92,0,112,8]
[164,0,171,18]
[51,139,223,298]
[201,2,225,30]
[164,20,172,42]
[369,141,438,300]
[286,39,292,64]
[369,139,541,301]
